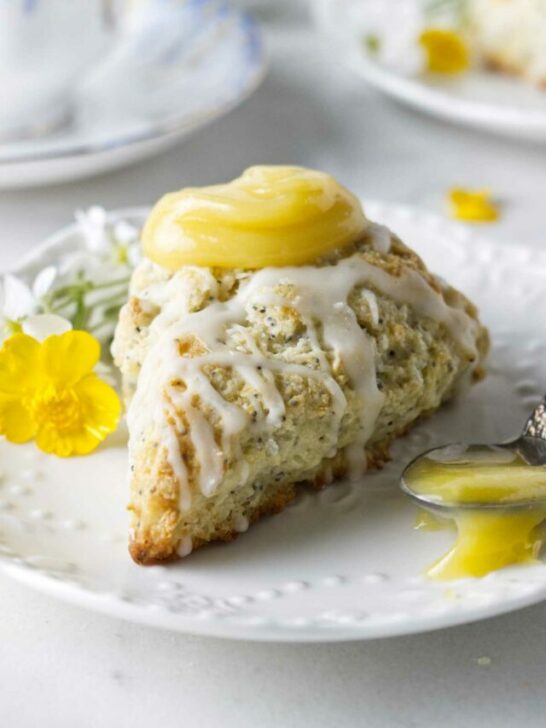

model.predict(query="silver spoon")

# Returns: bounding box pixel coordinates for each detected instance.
[400,396,546,513]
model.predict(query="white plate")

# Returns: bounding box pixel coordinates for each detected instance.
[313,0,546,142]
[2,201,546,642]
[0,1,265,189]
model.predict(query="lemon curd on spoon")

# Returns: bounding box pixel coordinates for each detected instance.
[404,444,546,579]
[142,165,368,270]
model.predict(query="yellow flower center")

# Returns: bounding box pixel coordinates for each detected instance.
[30,386,83,433]
[115,244,129,265]
[419,28,469,75]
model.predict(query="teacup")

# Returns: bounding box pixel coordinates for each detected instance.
[0,0,122,141]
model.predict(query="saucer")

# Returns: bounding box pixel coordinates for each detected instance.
[314,0,546,142]
[0,1,266,189]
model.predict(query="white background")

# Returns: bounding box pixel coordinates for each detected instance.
[1,4,546,726]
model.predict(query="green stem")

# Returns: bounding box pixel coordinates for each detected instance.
[87,276,130,292]
[45,275,130,307]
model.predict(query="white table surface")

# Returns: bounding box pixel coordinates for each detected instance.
[2,5,546,726]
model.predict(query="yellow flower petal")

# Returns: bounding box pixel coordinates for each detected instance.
[0,333,41,395]
[448,188,499,223]
[34,422,84,457]
[0,396,36,443]
[420,28,469,74]
[75,375,121,446]
[41,330,100,387]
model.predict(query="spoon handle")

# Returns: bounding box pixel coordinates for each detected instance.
[523,397,546,440]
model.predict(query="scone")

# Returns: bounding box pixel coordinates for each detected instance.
[467,0,546,87]
[112,166,489,564]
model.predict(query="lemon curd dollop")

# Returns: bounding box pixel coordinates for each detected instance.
[142,165,368,270]
[405,445,546,580]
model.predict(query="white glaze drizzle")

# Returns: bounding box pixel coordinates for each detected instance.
[176,535,193,557]
[127,251,479,512]
[362,290,380,327]
[368,222,392,255]
[233,515,250,533]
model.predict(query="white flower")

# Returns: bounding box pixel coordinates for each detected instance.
[357,0,426,75]
[0,268,57,337]
[75,206,110,254]
[1,274,35,322]
[112,220,141,267]
[1,267,55,320]
[58,249,105,280]
[22,314,72,342]
[127,243,142,267]
[32,266,57,300]
[1,209,140,347]
[0,266,57,339]
[73,208,141,272]
[113,220,138,245]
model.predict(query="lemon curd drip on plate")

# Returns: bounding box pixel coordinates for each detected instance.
[405,445,546,580]
[142,165,368,270]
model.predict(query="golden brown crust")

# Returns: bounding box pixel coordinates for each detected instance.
[128,406,453,565]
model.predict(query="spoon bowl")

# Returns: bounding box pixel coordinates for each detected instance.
[399,396,546,579]
[401,392,546,513]
[401,439,546,514]
[402,435,546,520]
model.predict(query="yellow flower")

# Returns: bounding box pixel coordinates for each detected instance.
[448,188,500,223]
[0,330,120,457]
[419,28,469,74]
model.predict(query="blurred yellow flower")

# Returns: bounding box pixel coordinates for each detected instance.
[448,188,500,223]
[420,28,469,74]
[0,330,120,457]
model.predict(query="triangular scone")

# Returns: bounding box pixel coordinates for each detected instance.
[113,222,488,564]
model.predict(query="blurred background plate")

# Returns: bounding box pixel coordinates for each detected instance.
[0,0,266,189]
[313,0,546,142]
